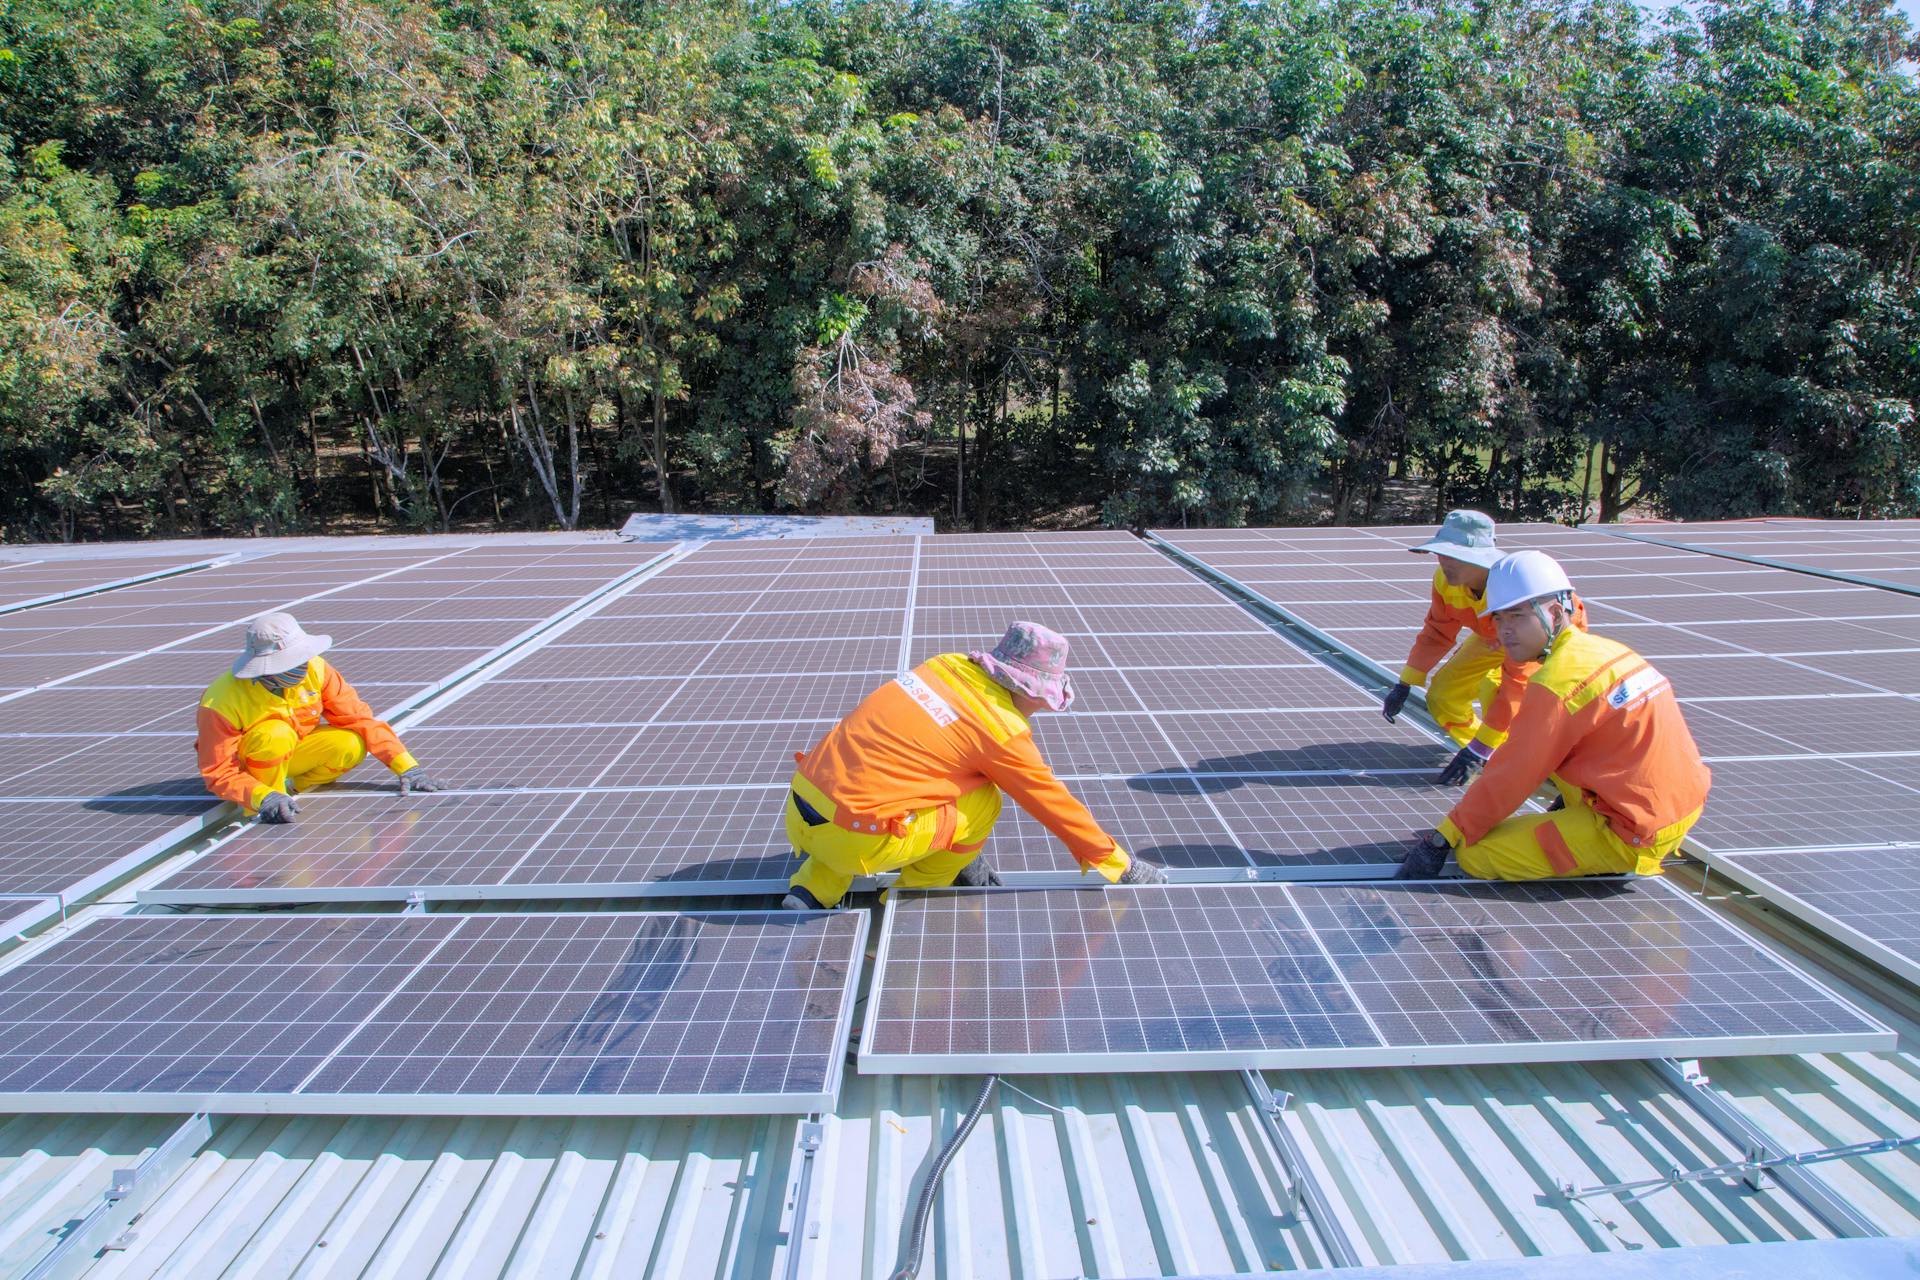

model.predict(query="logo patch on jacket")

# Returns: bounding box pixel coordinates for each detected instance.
[895,671,960,727]
[1606,665,1670,711]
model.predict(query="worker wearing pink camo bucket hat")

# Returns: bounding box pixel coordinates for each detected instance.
[969,620,1076,711]
[781,620,1168,910]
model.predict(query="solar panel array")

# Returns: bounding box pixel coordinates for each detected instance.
[1153,523,1920,988]
[859,882,1894,1072]
[0,909,864,1114]
[0,543,668,901]
[145,532,1473,904]
[0,526,1898,1114]
[1598,519,1920,594]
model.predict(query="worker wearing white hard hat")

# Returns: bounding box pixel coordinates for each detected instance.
[1382,511,1587,787]
[1396,550,1712,881]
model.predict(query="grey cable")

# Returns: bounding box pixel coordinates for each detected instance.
[890,1075,999,1280]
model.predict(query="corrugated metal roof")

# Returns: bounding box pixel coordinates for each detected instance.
[11,1043,1917,1277]
[0,1114,179,1277]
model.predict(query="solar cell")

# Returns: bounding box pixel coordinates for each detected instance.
[0,910,865,1114]
[858,882,1892,1073]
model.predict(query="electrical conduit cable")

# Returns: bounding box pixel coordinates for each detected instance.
[890,1075,999,1280]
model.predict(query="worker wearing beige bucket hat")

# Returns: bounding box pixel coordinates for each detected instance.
[194,613,443,823]
[1382,511,1587,787]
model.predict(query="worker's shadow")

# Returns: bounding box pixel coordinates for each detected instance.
[82,781,216,814]
[657,853,800,885]
[1127,742,1452,795]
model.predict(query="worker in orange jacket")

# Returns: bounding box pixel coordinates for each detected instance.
[196,613,442,822]
[782,621,1166,909]
[1396,551,1711,881]
[1382,510,1587,786]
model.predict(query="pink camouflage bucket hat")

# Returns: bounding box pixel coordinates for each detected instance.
[970,621,1075,712]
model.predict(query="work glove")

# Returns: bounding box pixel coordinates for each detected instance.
[1116,857,1168,886]
[256,791,298,824]
[953,860,1003,888]
[1392,829,1451,881]
[398,766,443,795]
[1545,793,1566,812]
[1381,682,1412,723]
[1437,740,1493,786]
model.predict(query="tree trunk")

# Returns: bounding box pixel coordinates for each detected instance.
[1578,437,1596,524]
[648,355,676,515]
[1598,441,1621,523]
[954,360,969,524]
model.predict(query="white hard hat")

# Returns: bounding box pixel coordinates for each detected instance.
[1479,550,1574,616]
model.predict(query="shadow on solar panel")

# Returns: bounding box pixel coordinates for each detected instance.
[1128,743,1448,790]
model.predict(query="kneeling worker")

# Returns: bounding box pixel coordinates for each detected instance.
[1383,509,1586,785]
[196,613,442,823]
[1397,552,1710,880]
[783,621,1166,909]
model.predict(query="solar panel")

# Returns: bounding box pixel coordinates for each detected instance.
[0,798,226,895]
[1594,521,1920,595]
[1697,845,1920,986]
[0,910,865,1114]
[858,882,1893,1073]
[140,785,800,904]
[0,555,227,614]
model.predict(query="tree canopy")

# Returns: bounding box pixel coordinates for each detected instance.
[1,0,1914,537]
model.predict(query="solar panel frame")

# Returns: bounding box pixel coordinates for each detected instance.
[856,881,1894,1074]
[0,909,867,1114]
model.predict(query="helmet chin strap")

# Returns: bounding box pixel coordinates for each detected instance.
[1525,593,1572,661]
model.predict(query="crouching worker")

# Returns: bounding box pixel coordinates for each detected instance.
[1383,509,1587,785]
[196,613,442,823]
[1396,552,1711,881]
[782,621,1166,909]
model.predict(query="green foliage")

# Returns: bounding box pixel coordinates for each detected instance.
[0,0,1914,538]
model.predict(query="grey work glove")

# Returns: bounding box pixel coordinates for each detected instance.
[1392,829,1451,880]
[953,860,1003,888]
[398,766,443,795]
[1381,682,1412,723]
[256,791,298,824]
[1437,740,1492,786]
[1116,857,1168,886]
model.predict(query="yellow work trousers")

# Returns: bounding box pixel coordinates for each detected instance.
[1455,777,1701,881]
[1427,635,1506,747]
[241,721,368,808]
[787,781,1004,908]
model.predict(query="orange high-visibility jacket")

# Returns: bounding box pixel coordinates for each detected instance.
[196,657,416,808]
[1401,568,1591,749]
[1439,629,1712,850]
[793,653,1120,866]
